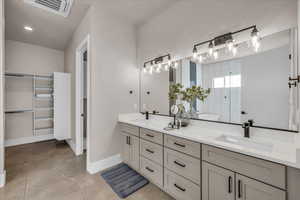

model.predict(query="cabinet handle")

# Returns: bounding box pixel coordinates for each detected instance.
[128,136,131,145]
[238,180,242,198]
[126,136,129,145]
[174,142,186,148]
[145,167,154,173]
[174,160,186,168]
[146,134,154,138]
[174,184,186,192]
[228,176,232,194]
[146,149,154,154]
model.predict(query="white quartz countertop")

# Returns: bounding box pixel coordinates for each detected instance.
[118,113,300,169]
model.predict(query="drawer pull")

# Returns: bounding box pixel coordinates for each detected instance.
[238,180,242,198]
[228,176,232,194]
[146,134,154,138]
[146,149,154,154]
[174,160,186,168]
[174,183,186,192]
[174,142,186,148]
[145,167,154,173]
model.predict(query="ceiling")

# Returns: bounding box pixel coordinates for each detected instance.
[5,0,93,50]
[5,0,179,50]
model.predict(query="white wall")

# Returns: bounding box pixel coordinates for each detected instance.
[65,2,139,169]
[5,40,64,75]
[64,8,91,151]
[89,2,139,164]
[137,0,297,66]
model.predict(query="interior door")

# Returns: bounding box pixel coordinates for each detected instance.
[202,162,235,200]
[236,174,286,200]
[53,72,71,140]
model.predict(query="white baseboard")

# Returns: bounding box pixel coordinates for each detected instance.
[0,170,6,188]
[66,139,77,155]
[87,154,122,174]
[5,134,54,147]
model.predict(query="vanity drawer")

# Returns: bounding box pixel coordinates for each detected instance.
[202,144,286,189]
[140,139,163,165]
[140,128,163,145]
[164,148,201,185]
[164,135,201,158]
[140,157,163,188]
[164,168,201,200]
[119,123,139,137]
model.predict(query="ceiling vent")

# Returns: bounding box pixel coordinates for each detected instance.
[24,0,74,17]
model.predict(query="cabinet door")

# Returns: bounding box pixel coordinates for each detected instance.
[121,133,130,165]
[53,72,71,140]
[129,135,140,171]
[236,174,286,200]
[202,162,235,200]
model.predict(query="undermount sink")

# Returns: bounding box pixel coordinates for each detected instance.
[216,135,273,152]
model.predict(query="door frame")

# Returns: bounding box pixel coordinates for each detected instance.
[75,35,91,165]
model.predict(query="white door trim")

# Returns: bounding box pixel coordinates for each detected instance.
[75,35,91,169]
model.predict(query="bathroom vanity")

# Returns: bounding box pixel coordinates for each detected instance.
[118,113,300,200]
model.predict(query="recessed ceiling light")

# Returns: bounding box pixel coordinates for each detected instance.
[24,26,33,32]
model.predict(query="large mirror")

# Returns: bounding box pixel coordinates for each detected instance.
[141,28,299,132]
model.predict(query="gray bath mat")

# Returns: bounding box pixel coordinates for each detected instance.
[101,163,149,198]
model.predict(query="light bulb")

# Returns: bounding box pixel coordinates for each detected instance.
[193,46,198,59]
[227,40,234,51]
[251,27,260,46]
[149,66,153,74]
[198,55,203,63]
[156,66,161,73]
[164,64,169,71]
[173,62,178,69]
[213,51,218,59]
[158,63,162,69]
[232,45,238,56]
[208,41,214,56]
[254,41,261,52]
[143,67,147,74]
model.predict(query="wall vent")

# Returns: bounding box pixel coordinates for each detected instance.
[24,0,74,17]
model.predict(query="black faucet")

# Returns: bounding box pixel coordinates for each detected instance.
[145,111,149,120]
[242,119,254,138]
[242,122,250,138]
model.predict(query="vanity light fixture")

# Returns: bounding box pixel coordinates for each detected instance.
[192,25,260,62]
[143,54,174,75]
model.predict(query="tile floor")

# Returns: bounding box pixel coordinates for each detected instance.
[0,140,174,200]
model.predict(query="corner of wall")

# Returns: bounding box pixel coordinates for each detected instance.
[87,154,122,174]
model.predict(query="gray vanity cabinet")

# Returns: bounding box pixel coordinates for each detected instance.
[236,174,286,200]
[202,162,235,200]
[121,132,140,171]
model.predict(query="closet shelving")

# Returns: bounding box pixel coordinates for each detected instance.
[5,72,54,136]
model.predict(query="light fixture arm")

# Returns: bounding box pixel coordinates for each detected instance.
[193,25,257,50]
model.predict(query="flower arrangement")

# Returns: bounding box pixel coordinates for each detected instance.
[169,83,210,114]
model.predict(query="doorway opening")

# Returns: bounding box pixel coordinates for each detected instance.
[75,35,91,169]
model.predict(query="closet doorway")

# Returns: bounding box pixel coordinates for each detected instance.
[75,35,90,167]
